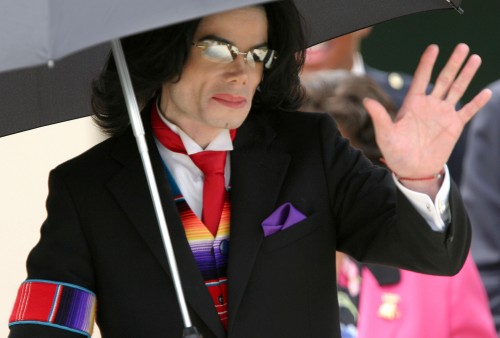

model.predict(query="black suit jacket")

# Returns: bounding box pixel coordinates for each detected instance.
[9,107,470,338]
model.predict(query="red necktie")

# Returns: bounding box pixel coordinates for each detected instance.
[151,106,236,236]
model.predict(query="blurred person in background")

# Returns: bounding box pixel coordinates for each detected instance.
[461,79,500,336]
[300,70,497,338]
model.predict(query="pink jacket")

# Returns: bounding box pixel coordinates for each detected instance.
[357,255,497,338]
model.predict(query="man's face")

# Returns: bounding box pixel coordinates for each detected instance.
[160,6,268,143]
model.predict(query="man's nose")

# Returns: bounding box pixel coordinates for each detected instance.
[226,55,250,84]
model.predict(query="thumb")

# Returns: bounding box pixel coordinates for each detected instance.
[364,97,393,132]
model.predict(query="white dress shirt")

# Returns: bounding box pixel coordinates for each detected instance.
[155,110,233,219]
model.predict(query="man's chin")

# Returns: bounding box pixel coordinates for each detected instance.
[215,111,250,130]
[219,119,245,130]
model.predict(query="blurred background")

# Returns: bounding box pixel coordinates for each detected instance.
[362,0,500,103]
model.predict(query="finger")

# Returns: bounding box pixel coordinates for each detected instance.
[407,44,439,96]
[364,97,393,132]
[458,88,492,124]
[445,54,482,106]
[431,43,470,99]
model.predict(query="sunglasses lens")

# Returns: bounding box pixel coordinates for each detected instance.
[202,45,234,63]
[245,53,256,67]
[253,48,276,69]
[195,40,277,68]
[252,48,268,62]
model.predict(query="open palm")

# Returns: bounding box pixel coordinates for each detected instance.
[365,44,492,179]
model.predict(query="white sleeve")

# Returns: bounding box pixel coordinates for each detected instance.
[393,166,451,232]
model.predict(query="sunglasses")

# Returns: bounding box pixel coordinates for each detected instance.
[193,39,277,69]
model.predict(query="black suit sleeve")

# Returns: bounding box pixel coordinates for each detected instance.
[319,114,470,275]
[25,169,95,286]
[8,169,96,337]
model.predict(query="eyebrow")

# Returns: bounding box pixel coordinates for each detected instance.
[197,34,268,49]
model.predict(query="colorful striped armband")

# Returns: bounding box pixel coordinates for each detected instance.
[9,280,96,337]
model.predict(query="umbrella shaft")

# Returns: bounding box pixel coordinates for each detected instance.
[111,39,197,334]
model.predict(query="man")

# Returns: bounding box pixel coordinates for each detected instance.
[8,1,491,337]
[302,29,468,184]
[461,79,500,335]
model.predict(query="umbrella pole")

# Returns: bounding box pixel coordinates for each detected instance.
[111,39,202,338]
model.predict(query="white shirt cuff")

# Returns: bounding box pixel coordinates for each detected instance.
[393,166,451,232]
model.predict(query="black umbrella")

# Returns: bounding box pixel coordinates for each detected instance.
[0,0,463,137]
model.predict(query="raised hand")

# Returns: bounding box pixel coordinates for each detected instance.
[364,43,492,196]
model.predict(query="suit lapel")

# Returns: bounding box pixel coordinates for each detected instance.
[227,113,291,332]
[106,115,226,337]
[104,108,290,336]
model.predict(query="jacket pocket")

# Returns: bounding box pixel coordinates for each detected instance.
[262,212,324,253]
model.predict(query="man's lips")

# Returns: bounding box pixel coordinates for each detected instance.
[212,93,247,109]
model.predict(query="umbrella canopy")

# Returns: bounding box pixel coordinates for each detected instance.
[1,0,462,74]
[0,44,108,137]
[0,0,462,137]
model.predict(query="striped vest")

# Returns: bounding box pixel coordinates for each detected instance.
[167,170,230,329]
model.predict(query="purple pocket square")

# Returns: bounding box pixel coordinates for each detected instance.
[261,203,307,237]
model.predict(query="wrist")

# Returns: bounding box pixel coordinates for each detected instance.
[394,169,445,201]
[379,157,445,182]
[395,168,445,182]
